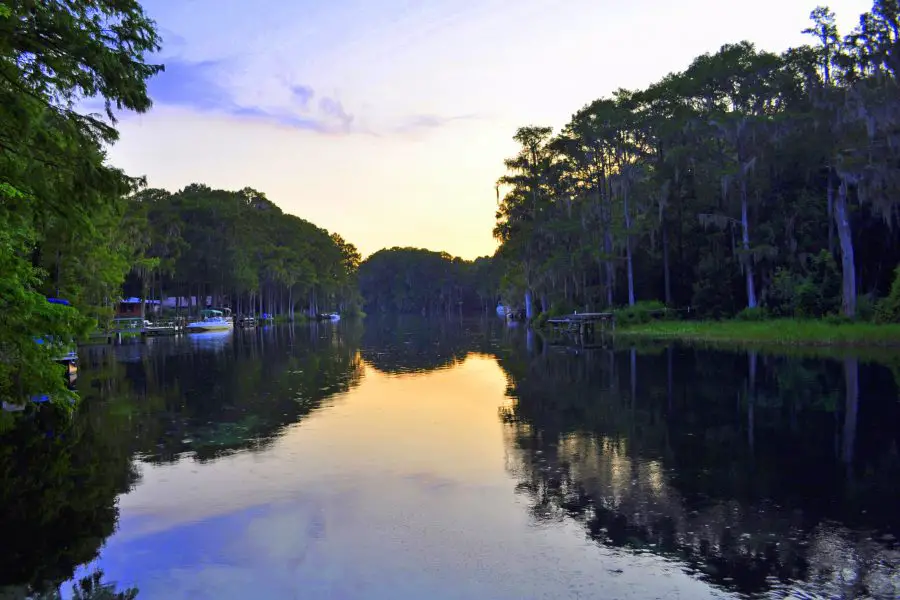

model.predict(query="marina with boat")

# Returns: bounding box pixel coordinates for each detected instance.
[77,297,342,346]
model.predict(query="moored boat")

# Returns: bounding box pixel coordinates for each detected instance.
[185,308,234,333]
[35,297,79,386]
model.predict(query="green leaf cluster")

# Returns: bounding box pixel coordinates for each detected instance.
[0,0,162,406]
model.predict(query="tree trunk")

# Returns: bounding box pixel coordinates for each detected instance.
[834,180,857,318]
[524,289,534,320]
[740,180,757,309]
[602,175,615,307]
[624,186,636,306]
[288,286,294,321]
[662,224,672,305]
[604,234,614,307]
[827,171,836,255]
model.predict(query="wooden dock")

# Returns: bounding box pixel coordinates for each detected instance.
[546,312,616,337]
[547,312,616,345]
[143,323,184,336]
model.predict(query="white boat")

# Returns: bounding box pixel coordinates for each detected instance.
[185,308,234,332]
[326,312,340,321]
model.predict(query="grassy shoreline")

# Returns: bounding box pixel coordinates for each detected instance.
[614,319,900,347]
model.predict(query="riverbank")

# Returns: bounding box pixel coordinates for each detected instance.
[615,319,900,347]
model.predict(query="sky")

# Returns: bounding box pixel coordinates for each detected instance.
[107,0,872,260]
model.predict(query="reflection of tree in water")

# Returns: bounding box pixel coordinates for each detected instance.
[0,400,139,596]
[499,341,900,599]
[80,323,366,464]
[5,569,139,600]
[360,316,506,374]
[0,323,374,597]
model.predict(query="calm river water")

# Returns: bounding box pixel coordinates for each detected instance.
[2,318,899,599]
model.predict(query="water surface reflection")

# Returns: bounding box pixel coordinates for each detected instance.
[0,320,897,599]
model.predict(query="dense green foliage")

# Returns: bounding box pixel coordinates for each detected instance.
[357,247,501,314]
[0,0,162,407]
[495,1,900,322]
[124,184,362,319]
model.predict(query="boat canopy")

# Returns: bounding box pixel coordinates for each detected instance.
[121,297,161,304]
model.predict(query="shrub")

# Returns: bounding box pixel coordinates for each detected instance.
[615,300,668,326]
[875,265,900,323]
[856,293,876,322]
[691,256,739,318]
[735,306,768,321]
[546,301,577,318]
[767,267,799,317]
[765,251,841,318]
[823,314,851,326]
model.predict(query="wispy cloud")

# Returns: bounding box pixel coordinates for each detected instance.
[390,113,482,135]
[121,0,497,138]
[144,58,356,134]
[290,85,315,109]
[139,57,473,137]
[317,96,354,131]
